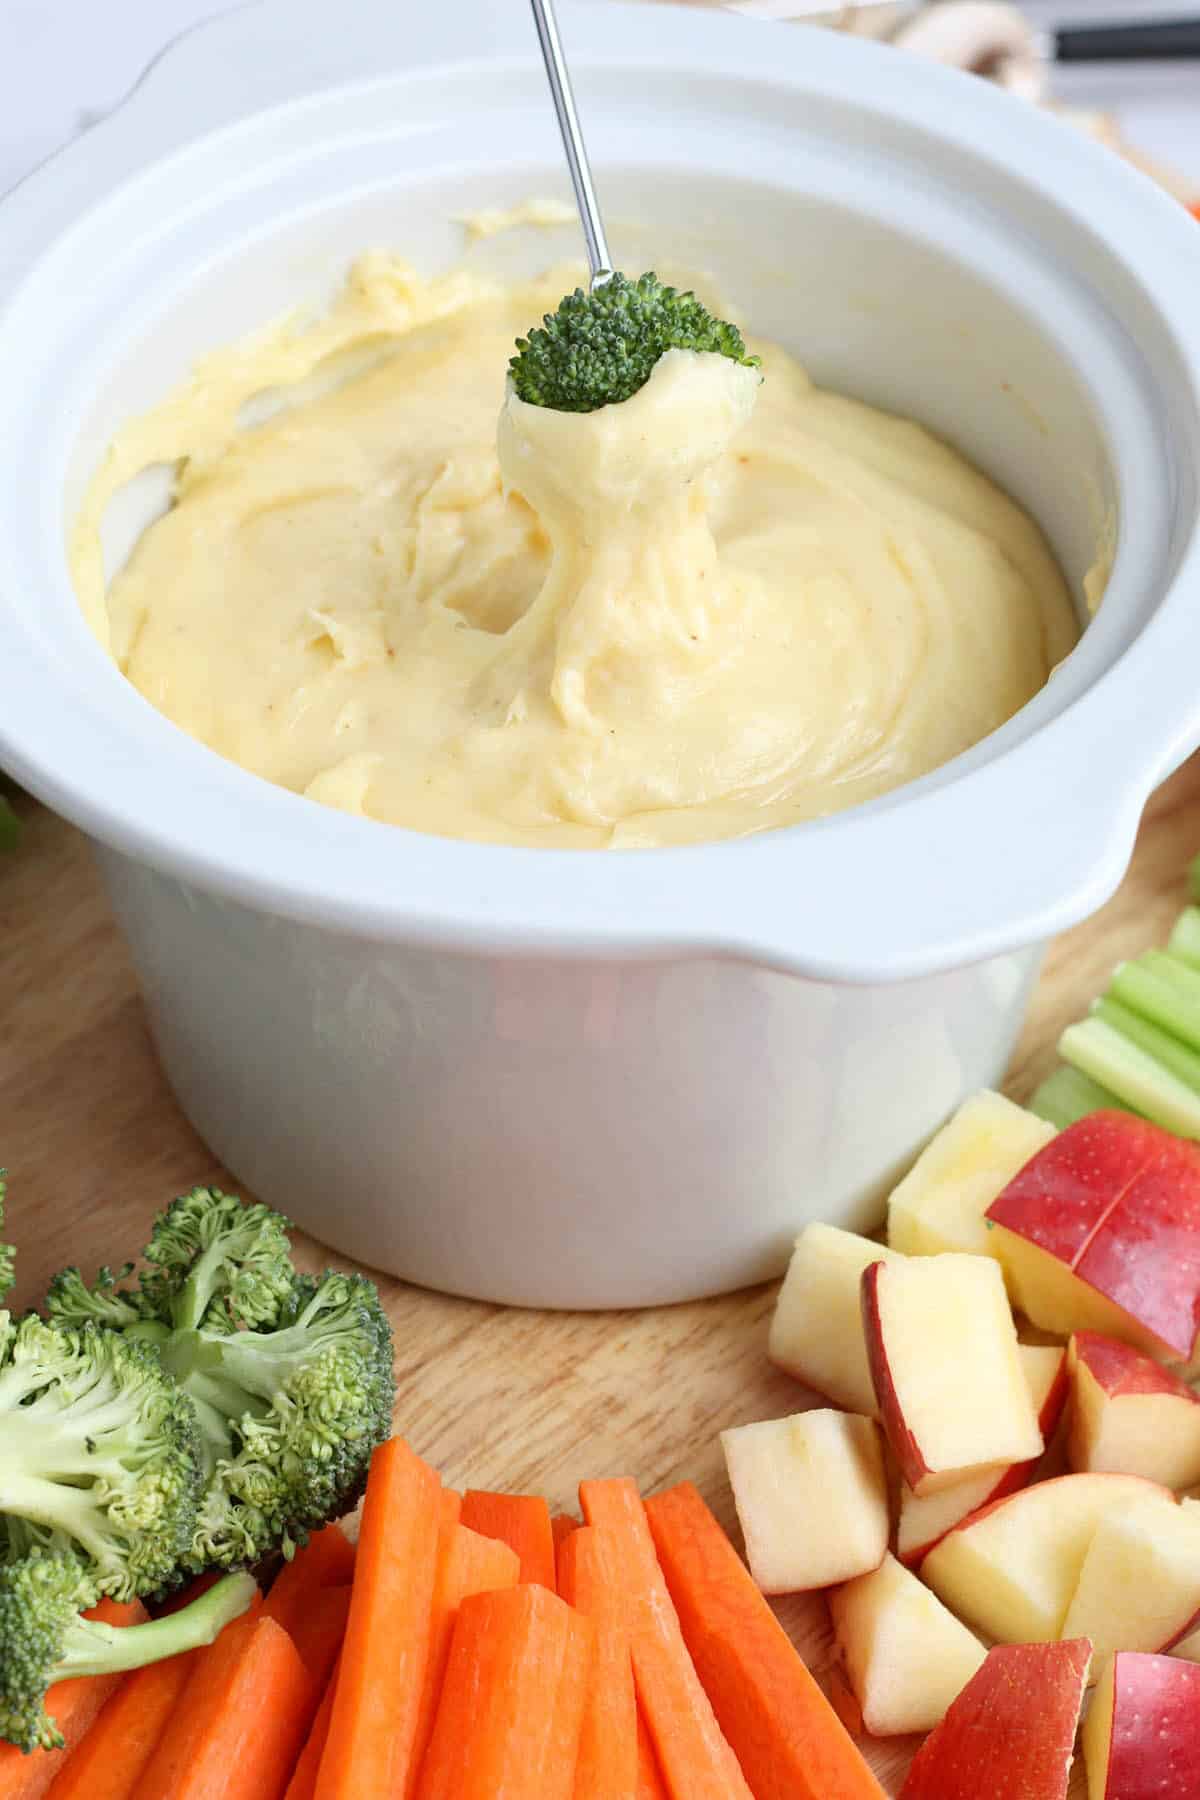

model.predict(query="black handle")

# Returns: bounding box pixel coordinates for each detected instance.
[1055,15,1200,60]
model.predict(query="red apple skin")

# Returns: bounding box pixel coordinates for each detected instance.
[986,1113,1164,1262]
[900,1640,1091,1800]
[861,1261,929,1494]
[987,1113,1200,1360]
[1095,1654,1200,1799]
[1073,1331,1199,1401]
[1076,1155,1200,1360]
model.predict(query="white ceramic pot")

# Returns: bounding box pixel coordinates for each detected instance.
[2,1,1199,1308]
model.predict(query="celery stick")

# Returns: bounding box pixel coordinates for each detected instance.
[1030,1064,1134,1130]
[1060,1019,1200,1138]
[1109,960,1200,1056]
[1143,947,1200,1007]
[1094,996,1200,1094]
[1169,909,1200,973]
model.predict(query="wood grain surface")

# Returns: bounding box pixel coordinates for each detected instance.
[4,753,1200,1795]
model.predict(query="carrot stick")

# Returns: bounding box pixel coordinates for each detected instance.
[441,1491,463,1530]
[643,1484,885,1800]
[637,1716,668,1800]
[552,1515,579,1573]
[130,1599,263,1800]
[407,1522,520,1796]
[140,1617,313,1800]
[283,1659,339,1800]
[0,1600,148,1800]
[314,1438,443,1800]
[263,1527,356,1639]
[460,1492,556,1590]
[578,1479,752,1800]
[44,1653,197,1800]
[558,1527,638,1800]
[414,1584,594,1800]
[285,1588,351,1691]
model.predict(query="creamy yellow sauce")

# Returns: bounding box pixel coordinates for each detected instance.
[73,257,1079,849]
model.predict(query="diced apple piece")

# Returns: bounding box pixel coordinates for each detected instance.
[900,1640,1091,1800]
[1068,1331,1200,1488]
[1062,1493,1200,1669]
[1083,1652,1200,1800]
[828,1551,985,1736]
[986,1111,1200,1363]
[886,1090,1054,1260]
[768,1224,900,1417]
[721,1409,888,1595]
[922,1472,1167,1643]
[897,1343,1067,1565]
[862,1253,1041,1496]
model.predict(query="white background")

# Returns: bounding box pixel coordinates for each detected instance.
[3,0,1197,195]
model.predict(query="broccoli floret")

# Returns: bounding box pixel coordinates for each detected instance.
[49,1190,395,1574]
[0,1315,201,1600]
[509,270,760,413]
[0,1551,256,1752]
[0,1175,13,1303]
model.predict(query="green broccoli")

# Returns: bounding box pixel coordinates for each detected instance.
[49,1188,395,1575]
[509,270,760,413]
[0,1312,201,1600]
[0,1550,256,1752]
[0,1175,13,1303]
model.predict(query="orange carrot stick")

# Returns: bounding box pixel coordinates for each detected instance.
[415,1584,593,1800]
[637,1715,668,1800]
[44,1653,197,1800]
[552,1515,579,1569]
[407,1522,520,1796]
[460,1492,556,1590]
[0,1601,148,1800]
[578,1480,752,1800]
[130,1598,263,1800]
[283,1658,339,1800]
[441,1490,463,1531]
[558,1527,638,1800]
[285,1588,351,1691]
[140,1616,312,1800]
[315,1439,443,1800]
[643,1484,885,1800]
[263,1527,356,1639]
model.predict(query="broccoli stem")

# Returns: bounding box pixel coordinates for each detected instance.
[1169,908,1200,972]
[58,1571,257,1679]
[1029,1064,1134,1130]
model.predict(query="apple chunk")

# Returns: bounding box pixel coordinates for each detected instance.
[899,1640,1091,1800]
[721,1409,888,1595]
[897,1342,1067,1566]
[1083,1652,1200,1800]
[862,1253,1041,1496]
[768,1224,900,1417]
[1068,1331,1200,1488]
[886,1090,1054,1260]
[828,1551,985,1736]
[986,1111,1200,1363]
[1062,1493,1200,1669]
[922,1472,1167,1643]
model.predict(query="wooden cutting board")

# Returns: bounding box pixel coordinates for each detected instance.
[5,753,1200,1795]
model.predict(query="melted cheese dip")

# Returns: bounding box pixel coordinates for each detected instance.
[72,258,1078,848]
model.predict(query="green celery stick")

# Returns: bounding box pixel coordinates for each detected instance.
[1094,995,1200,1093]
[1143,947,1200,1006]
[1109,959,1200,1056]
[1030,1064,1134,1130]
[1060,1018,1200,1138]
[1169,909,1200,973]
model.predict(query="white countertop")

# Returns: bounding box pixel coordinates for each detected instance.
[3,0,1197,196]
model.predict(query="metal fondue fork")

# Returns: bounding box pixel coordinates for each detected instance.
[528,0,616,290]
